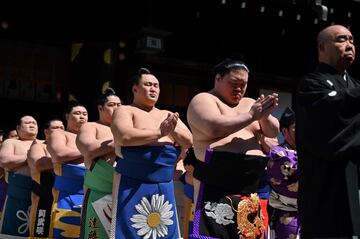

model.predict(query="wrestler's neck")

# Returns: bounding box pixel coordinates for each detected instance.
[18,136,36,142]
[132,100,156,112]
[67,125,80,134]
[97,116,111,127]
[18,132,36,141]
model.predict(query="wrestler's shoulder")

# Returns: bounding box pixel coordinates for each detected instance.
[52,130,76,139]
[30,141,46,150]
[30,139,45,147]
[118,104,134,110]
[2,138,18,145]
[82,122,108,128]
[156,108,175,116]
[116,105,145,115]
[6,138,31,146]
[0,138,16,150]
[50,130,67,137]
[112,104,132,113]
[189,92,217,103]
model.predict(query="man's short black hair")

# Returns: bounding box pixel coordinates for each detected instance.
[43,118,63,130]
[280,107,295,130]
[65,101,85,114]
[3,128,18,140]
[212,58,249,77]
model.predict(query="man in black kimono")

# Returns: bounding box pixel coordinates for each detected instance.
[296,24,360,238]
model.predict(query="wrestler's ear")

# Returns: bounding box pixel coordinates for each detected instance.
[132,85,137,94]
[44,128,49,137]
[282,127,290,140]
[215,73,222,82]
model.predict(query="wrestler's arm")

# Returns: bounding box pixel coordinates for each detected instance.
[47,131,83,163]
[174,158,186,180]
[28,143,53,172]
[258,114,280,138]
[0,139,27,171]
[170,117,193,149]
[258,93,280,138]
[259,135,279,154]
[76,123,114,160]
[187,93,262,138]
[111,106,163,146]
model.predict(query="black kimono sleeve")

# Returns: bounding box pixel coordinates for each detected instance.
[296,72,360,161]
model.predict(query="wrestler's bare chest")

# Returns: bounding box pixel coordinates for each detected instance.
[132,110,167,129]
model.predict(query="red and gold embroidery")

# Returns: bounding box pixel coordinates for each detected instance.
[227,193,265,239]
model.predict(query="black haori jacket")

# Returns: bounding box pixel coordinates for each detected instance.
[296,63,360,238]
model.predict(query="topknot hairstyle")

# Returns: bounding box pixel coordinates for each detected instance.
[96,87,120,106]
[131,67,152,86]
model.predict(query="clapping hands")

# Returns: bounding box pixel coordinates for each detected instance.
[250,93,278,120]
[160,112,179,136]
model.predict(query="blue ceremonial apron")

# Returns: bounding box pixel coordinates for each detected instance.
[0,172,32,237]
[113,145,181,239]
[50,164,85,239]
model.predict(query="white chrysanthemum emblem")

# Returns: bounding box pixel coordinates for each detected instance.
[130,194,174,239]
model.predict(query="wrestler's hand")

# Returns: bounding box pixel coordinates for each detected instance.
[160,112,179,136]
[250,93,278,120]
[101,139,114,150]
[260,93,279,118]
[249,95,266,120]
